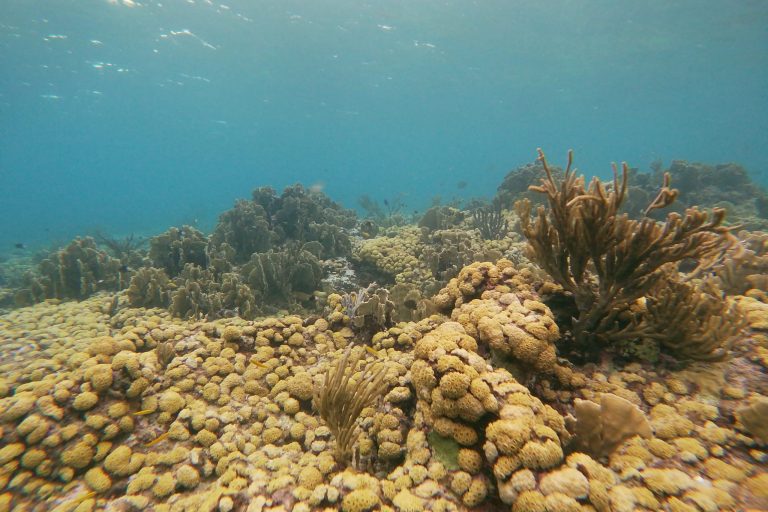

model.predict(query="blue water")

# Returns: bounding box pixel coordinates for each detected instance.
[1,0,767,251]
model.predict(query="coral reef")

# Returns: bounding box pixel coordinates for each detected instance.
[1,153,767,512]
[354,225,515,301]
[0,247,766,511]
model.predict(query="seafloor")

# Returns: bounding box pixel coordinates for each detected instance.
[0,254,767,512]
[1,158,768,512]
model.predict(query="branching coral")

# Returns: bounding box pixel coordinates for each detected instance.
[149,226,208,277]
[517,149,737,354]
[126,267,171,308]
[471,199,509,240]
[240,242,323,308]
[643,278,745,361]
[313,346,389,465]
[18,237,124,303]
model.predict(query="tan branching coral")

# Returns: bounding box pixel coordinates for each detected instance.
[715,230,768,295]
[643,278,745,361]
[567,393,653,459]
[517,149,737,353]
[313,346,389,465]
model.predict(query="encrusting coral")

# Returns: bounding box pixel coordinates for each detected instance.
[516,148,740,360]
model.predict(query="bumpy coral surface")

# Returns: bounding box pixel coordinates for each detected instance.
[0,252,766,512]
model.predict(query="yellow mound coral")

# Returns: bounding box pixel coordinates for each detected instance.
[84,467,112,493]
[72,391,99,411]
[341,489,380,512]
[104,445,143,477]
[175,464,200,489]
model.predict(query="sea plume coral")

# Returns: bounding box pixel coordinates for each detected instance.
[313,346,389,465]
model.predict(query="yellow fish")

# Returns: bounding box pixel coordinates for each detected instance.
[365,346,380,358]
[74,491,96,502]
[144,431,170,447]
[133,409,154,416]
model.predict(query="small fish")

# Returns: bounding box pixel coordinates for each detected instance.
[133,409,154,416]
[253,361,268,369]
[74,491,96,502]
[144,430,170,447]
[14,243,26,249]
[456,180,468,190]
[365,346,380,358]
[118,264,130,272]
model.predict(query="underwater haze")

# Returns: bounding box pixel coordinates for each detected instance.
[1,0,767,250]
